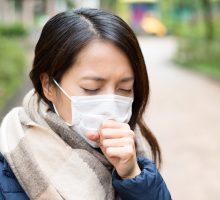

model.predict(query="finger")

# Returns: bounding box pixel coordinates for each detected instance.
[101,120,130,130]
[86,131,100,142]
[105,146,135,159]
[102,137,134,148]
[100,128,135,139]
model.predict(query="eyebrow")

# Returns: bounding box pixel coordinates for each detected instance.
[81,76,134,82]
[119,77,134,83]
[81,76,105,81]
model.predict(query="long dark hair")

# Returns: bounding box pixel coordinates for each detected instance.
[30,8,162,167]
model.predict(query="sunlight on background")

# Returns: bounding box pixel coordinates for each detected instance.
[0,0,220,199]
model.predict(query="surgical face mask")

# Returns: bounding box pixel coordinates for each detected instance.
[53,79,133,148]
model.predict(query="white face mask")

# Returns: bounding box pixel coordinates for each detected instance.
[53,79,133,148]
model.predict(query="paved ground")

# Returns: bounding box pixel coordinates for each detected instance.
[140,37,220,200]
[1,35,220,199]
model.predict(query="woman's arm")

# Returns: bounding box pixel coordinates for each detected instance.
[86,120,171,199]
[0,153,30,200]
[112,156,172,200]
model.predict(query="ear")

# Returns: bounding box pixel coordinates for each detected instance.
[40,73,55,102]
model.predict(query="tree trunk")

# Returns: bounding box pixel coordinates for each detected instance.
[201,0,214,40]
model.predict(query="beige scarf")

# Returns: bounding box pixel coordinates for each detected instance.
[0,89,151,200]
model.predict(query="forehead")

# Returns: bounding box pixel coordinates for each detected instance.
[67,39,134,79]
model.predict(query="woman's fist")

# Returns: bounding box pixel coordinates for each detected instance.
[86,120,141,179]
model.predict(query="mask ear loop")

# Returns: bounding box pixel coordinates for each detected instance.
[52,78,72,126]
[53,78,71,100]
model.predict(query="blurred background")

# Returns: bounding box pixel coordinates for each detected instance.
[0,0,220,199]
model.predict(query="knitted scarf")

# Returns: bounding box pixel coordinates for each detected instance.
[0,89,151,200]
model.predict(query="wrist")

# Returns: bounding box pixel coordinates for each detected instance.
[121,163,141,179]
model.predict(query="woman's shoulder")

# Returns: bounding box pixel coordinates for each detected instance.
[0,153,29,200]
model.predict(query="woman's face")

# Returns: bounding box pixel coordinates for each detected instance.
[42,39,134,124]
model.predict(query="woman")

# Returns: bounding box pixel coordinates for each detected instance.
[0,8,171,200]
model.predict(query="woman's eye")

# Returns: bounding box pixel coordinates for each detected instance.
[120,89,132,93]
[83,88,100,94]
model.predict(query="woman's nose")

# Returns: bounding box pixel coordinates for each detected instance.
[101,87,116,95]
[103,88,116,95]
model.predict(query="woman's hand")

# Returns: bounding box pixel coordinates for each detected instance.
[86,120,141,179]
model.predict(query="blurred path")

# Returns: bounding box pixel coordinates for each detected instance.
[140,37,220,200]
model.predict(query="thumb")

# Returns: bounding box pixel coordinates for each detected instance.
[86,131,100,142]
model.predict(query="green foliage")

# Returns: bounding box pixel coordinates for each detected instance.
[159,0,219,38]
[174,38,220,80]
[0,37,26,107]
[160,0,220,80]
[0,22,28,37]
[100,0,117,12]
[65,0,75,9]
[171,17,220,39]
